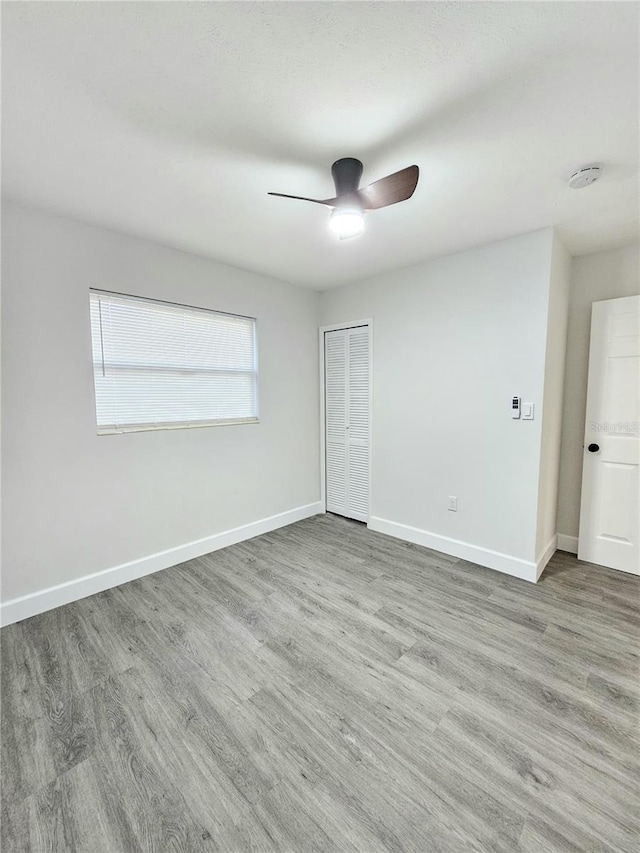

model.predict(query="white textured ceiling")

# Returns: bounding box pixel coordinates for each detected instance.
[2,2,638,289]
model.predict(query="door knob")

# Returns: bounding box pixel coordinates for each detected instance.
[587,443,600,453]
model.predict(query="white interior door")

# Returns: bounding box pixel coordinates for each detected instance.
[578,295,640,575]
[324,326,370,522]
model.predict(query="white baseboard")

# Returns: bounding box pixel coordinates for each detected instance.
[536,534,558,580]
[368,516,540,582]
[557,533,579,555]
[1,502,323,627]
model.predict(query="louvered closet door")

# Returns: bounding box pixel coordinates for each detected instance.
[325,326,370,522]
[325,330,348,515]
[346,327,370,520]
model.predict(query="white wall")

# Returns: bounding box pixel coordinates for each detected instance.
[1,202,320,606]
[535,233,571,562]
[5,200,628,611]
[557,243,640,547]
[320,229,557,579]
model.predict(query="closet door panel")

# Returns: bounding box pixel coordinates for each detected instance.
[325,329,348,515]
[346,328,370,521]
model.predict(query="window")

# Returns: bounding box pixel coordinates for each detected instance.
[89,290,258,433]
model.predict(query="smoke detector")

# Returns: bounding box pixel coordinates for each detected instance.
[568,164,602,189]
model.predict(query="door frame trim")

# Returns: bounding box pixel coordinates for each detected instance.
[319,319,373,522]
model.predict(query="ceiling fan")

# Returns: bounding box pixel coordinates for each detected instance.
[268,158,419,240]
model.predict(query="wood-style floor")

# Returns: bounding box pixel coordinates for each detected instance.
[1,514,639,852]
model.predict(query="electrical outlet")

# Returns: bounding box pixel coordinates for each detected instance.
[448,496,458,512]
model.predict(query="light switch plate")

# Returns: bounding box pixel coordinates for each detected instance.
[522,402,535,420]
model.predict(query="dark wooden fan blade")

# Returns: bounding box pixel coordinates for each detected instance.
[357,165,419,210]
[268,192,337,207]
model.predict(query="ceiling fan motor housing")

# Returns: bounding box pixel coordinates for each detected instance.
[331,158,364,199]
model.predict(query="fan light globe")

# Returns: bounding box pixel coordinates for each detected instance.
[329,207,365,240]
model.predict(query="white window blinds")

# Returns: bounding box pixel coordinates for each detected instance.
[89,290,258,433]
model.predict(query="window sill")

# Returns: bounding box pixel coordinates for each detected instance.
[97,417,259,435]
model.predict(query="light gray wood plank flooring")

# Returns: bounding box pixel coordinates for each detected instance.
[2,513,639,852]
